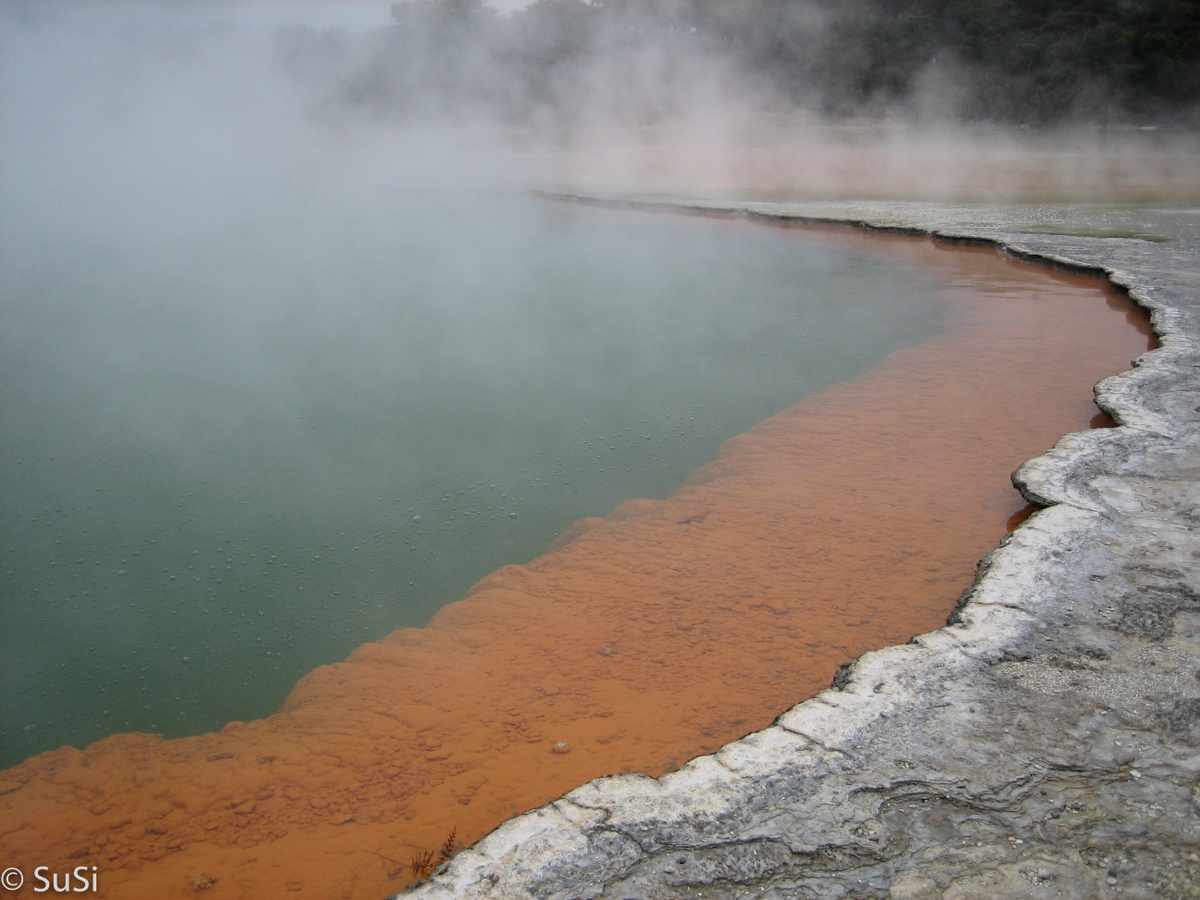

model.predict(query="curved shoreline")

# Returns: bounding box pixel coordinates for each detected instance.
[0,198,1177,900]
[397,198,1200,899]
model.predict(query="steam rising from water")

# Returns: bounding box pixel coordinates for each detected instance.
[1,2,965,765]
[1,0,1195,767]
[6,1,1197,203]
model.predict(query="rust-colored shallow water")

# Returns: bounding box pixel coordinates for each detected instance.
[0,225,1154,900]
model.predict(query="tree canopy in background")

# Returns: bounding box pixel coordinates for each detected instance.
[806,0,1200,123]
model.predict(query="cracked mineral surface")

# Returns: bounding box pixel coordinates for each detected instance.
[397,199,1200,900]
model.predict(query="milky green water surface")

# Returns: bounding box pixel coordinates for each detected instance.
[0,188,954,766]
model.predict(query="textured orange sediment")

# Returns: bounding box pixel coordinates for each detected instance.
[0,231,1155,900]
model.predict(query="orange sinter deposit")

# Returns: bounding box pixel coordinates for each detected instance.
[0,225,1155,900]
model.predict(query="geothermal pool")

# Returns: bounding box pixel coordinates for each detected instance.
[0,202,1155,900]
[0,8,1167,899]
[0,194,950,767]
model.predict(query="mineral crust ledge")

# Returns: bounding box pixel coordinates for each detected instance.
[395,199,1200,900]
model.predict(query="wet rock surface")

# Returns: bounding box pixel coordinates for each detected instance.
[399,199,1200,900]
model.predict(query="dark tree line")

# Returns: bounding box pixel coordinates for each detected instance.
[277,0,1200,129]
[809,0,1200,123]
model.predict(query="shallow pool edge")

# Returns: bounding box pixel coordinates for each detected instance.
[396,197,1200,899]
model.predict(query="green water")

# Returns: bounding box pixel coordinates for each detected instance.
[0,192,947,767]
[0,6,952,767]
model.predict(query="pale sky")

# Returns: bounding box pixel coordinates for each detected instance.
[224,0,535,30]
[0,1,539,34]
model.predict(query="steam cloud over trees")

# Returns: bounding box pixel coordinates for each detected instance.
[278,0,1200,132]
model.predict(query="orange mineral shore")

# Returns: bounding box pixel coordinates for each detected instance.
[0,227,1155,900]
